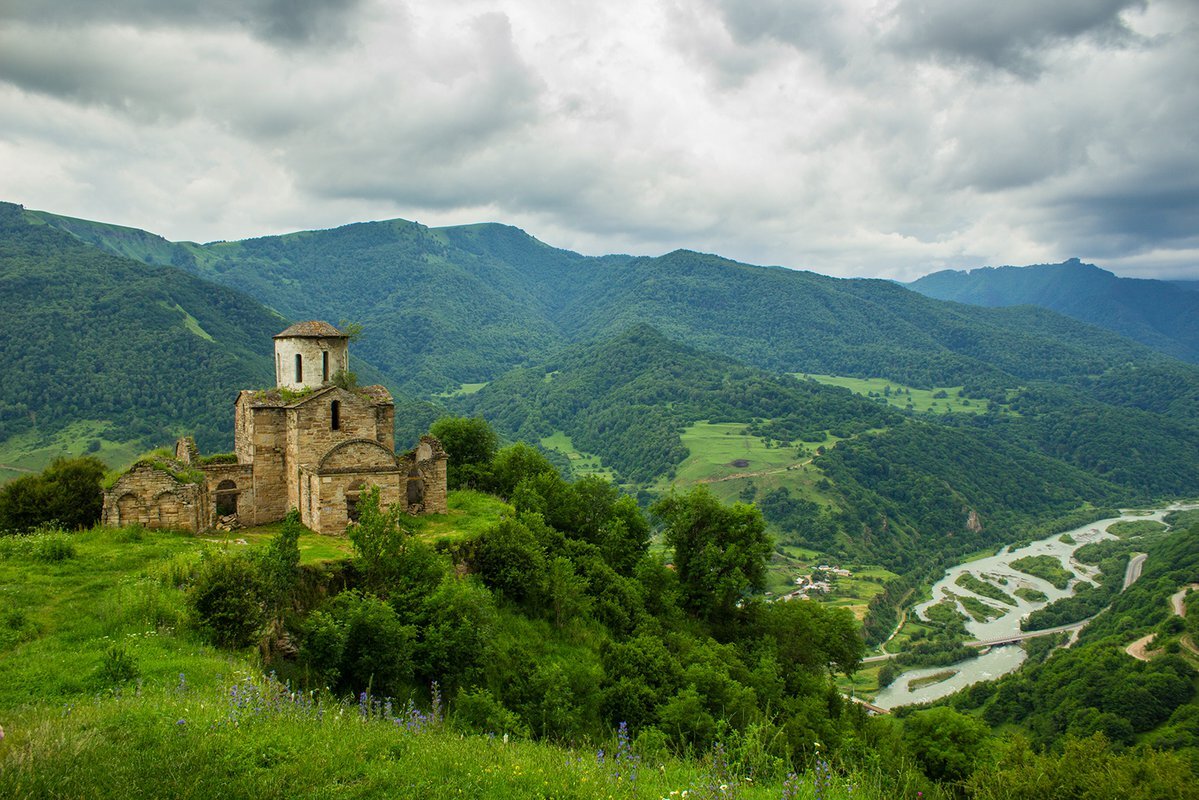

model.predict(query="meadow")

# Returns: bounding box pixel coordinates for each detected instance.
[0,520,913,800]
[800,375,990,415]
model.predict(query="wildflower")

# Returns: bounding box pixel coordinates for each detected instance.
[0,724,5,741]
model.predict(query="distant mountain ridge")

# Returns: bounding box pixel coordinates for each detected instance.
[26,209,1179,396]
[908,259,1199,363]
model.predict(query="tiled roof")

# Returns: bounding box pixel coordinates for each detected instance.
[273,321,346,339]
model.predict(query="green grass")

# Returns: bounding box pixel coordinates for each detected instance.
[1106,520,1167,539]
[1010,555,1074,590]
[539,431,615,481]
[435,382,490,398]
[671,422,813,485]
[0,420,145,483]
[0,524,895,800]
[1014,588,1049,603]
[0,673,883,799]
[409,490,513,543]
[800,375,990,415]
[948,592,1006,622]
[167,301,215,342]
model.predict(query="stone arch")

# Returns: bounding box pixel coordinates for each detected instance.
[215,479,239,517]
[406,465,425,508]
[317,438,395,472]
[154,490,182,528]
[116,493,141,526]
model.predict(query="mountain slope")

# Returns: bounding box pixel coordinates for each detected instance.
[455,325,1132,573]
[0,202,285,460]
[908,259,1199,363]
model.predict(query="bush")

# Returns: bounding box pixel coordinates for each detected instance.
[187,551,264,648]
[0,456,106,532]
[94,645,140,688]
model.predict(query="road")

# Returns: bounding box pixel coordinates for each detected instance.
[1125,582,1198,662]
[1123,553,1148,589]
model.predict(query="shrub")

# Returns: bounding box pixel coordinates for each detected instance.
[187,551,264,648]
[94,645,140,688]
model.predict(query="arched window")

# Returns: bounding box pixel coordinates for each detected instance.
[295,353,303,383]
[331,400,341,431]
[322,351,330,382]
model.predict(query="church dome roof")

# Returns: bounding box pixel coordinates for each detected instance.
[273,321,346,339]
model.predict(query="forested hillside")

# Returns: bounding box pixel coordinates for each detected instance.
[909,259,1199,363]
[454,326,1143,575]
[0,203,280,455]
[31,209,1183,394]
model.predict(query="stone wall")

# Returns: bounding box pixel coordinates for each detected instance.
[102,464,205,531]
[249,405,288,525]
[201,463,254,529]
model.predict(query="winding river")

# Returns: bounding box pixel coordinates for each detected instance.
[872,504,1193,710]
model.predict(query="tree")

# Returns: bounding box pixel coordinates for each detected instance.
[430,416,498,489]
[902,706,989,783]
[256,508,303,620]
[490,441,556,498]
[651,486,771,623]
[0,455,105,532]
[346,486,411,591]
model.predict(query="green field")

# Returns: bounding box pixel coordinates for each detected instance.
[539,431,615,481]
[666,421,846,507]
[435,381,490,398]
[800,374,991,415]
[0,420,145,484]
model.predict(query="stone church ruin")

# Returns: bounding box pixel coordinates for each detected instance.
[102,321,448,535]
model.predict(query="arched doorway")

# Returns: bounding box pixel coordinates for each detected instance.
[215,480,239,517]
[406,466,425,508]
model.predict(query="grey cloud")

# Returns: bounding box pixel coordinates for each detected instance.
[887,0,1147,76]
[0,0,367,45]
[1047,172,1199,258]
[701,0,855,69]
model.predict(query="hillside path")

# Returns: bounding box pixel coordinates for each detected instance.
[1124,583,1198,662]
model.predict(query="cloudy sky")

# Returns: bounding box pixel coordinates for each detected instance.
[1,0,1195,280]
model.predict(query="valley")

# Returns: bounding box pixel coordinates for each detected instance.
[4,202,1199,797]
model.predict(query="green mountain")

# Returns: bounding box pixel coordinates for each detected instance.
[0,204,276,469]
[908,259,1199,364]
[30,210,1178,395]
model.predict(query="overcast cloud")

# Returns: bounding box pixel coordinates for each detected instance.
[0,0,1194,280]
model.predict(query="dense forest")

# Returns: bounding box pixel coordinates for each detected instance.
[0,203,279,451]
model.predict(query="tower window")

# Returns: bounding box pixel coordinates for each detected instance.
[295,353,303,383]
[331,400,341,431]
[322,351,329,382]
